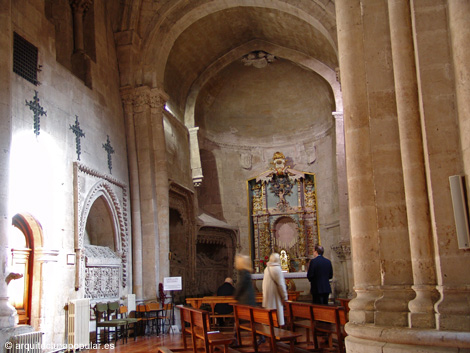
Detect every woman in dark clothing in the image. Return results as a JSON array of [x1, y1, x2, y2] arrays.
[[230, 254, 256, 347], [233, 254, 256, 306]]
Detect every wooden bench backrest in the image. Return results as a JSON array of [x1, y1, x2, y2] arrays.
[[178, 305, 210, 327], [190, 308, 211, 331], [146, 302, 159, 311], [311, 304, 339, 324], [286, 301, 313, 320], [252, 307, 279, 327], [232, 304, 279, 327]]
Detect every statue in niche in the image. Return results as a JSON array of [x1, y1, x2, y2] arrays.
[[280, 250, 289, 272]]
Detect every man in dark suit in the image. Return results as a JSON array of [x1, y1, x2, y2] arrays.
[[307, 245, 333, 305]]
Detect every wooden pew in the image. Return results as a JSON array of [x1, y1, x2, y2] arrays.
[[178, 305, 234, 353], [310, 304, 347, 353], [232, 303, 302, 353], [285, 301, 316, 348], [186, 291, 301, 328], [188, 296, 237, 328]]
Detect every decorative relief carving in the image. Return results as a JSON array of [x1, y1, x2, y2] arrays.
[[84, 267, 120, 299], [304, 179, 316, 210], [240, 152, 252, 169], [74, 162, 129, 291], [241, 51, 276, 69], [84, 245, 121, 266], [252, 184, 263, 213]]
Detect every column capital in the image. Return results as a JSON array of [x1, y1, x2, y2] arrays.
[[70, 0, 93, 13], [331, 241, 351, 261], [149, 88, 169, 110], [120, 86, 135, 106]]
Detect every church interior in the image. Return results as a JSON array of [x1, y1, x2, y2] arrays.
[[1, 0, 469, 352]]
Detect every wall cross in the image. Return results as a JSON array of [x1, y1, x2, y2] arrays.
[[25, 90, 47, 136], [102, 135, 115, 174], [69, 115, 85, 160]]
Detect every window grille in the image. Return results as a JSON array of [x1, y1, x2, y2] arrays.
[[13, 32, 39, 85]]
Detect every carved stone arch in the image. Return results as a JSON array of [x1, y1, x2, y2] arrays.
[[74, 163, 130, 292], [79, 181, 124, 255]]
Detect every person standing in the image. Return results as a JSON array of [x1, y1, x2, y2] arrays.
[[262, 253, 288, 326], [233, 254, 256, 306], [307, 244, 333, 305], [230, 254, 256, 347]]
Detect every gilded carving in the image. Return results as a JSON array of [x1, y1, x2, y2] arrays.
[[248, 152, 320, 270], [252, 184, 263, 213]]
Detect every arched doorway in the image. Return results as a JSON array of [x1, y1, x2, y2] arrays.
[[9, 213, 43, 325]]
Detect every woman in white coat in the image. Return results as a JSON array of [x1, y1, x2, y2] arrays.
[[262, 252, 288, 326]]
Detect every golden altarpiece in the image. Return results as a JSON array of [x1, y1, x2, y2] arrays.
[[248, 152, 320, 273]]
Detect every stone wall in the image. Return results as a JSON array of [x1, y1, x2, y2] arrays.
[[5, 0, 130, 347]]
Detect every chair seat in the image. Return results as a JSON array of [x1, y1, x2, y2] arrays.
[[98, 319, 127, 327]]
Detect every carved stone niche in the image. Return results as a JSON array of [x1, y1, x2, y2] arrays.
[[192, 215, 237, 298], [83, 245, 121, 299]]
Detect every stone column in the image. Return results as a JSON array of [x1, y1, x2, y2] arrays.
[[149, 88, 170, 284], [120, 87, 143, 300], [388, 0, 439, 328], [132, 86, 159, 299], [0, 0, 16, 329], [70, 0, 93, 87], [449, 0, 470, 198], [70, 0, 91, 53], [335, 0, 382, 324], [188, 127, 203, 187], [332, 112, 350, 242]]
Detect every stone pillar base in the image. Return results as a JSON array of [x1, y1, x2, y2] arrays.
[[346, 335, 462, 353], [345, 323, 470, 351], [0, 325, 34, 353]]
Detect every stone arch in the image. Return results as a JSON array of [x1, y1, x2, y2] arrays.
[[139, 0, 337, 86], [184, 40, 342, 128]]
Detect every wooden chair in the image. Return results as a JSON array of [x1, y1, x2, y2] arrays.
[[158, 303, 172, 334], [145, 302, 160, 335], [118, 305, 141, 341], [136, 304, 151, 335], [94, 302, 127, 344]]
